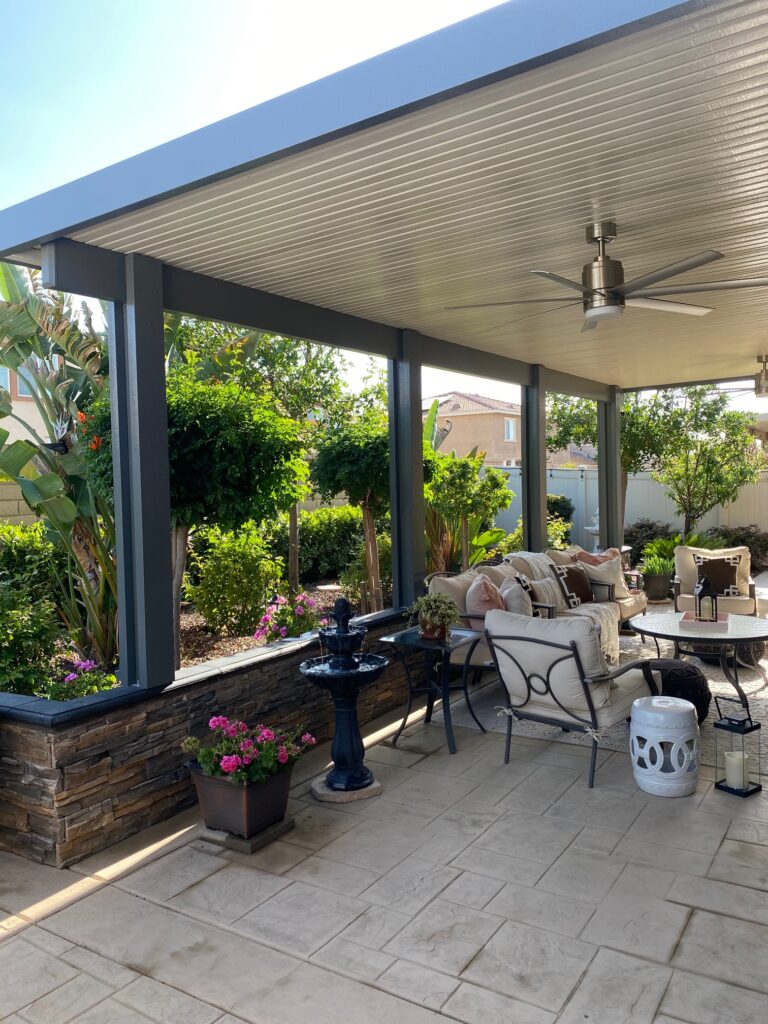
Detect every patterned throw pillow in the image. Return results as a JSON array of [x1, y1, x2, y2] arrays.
[[550, 563, 595, 609], [693, 554, 741, 596], [528, 576, 569, 614]]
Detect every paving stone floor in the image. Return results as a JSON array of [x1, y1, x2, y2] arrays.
[[2, 714, 768, 1023]]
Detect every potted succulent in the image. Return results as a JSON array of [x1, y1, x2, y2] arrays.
[[409, 592, 461, 641], [640, 553, 676, 601], [182, 716, 316, 839]]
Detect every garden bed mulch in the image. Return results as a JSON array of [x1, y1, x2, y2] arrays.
[[179, 583, 343, 667]]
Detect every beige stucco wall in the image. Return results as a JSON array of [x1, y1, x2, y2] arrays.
[[0, 482, 34, 524], [436, 411, 521, 463]]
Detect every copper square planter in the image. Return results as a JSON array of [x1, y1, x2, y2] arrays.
[[189, 763, 293, 839]]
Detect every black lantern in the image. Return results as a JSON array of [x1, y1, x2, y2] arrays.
[[694, 574, 718, 622], [713, 696, 762, 797]]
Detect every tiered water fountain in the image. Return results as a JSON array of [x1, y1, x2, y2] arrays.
[[299, 597, 388, 802]]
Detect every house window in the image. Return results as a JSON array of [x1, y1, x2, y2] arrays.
[[0, 367, 8, 392], [16, 369, 33, 397], [504, 417, 517, 442]]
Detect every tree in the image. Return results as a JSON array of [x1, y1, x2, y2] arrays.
[[83, 366, 305, 666], [546, 390, 679, 521], [652, 387, 767, 535], [312, 409, 390, 611]]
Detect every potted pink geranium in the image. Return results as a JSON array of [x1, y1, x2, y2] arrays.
[[253, 590, 327, 644], [182, 716, 316, 838]]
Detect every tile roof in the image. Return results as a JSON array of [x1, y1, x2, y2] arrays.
[[423, 391, 521, 416]]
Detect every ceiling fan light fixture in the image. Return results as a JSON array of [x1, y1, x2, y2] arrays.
[[584, 305, 623, 324]]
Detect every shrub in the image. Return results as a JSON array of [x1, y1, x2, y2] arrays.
[[267, 506, 365, 581], [0, 521, 64, 601], [492, 515, 572, 556], [185, 523, 283, 635], [254, 590, 326, 644], [704, 524, 768, 571], [547, 493, 575, 524], [340, 534, 393, 607], [0, 584, 60, 695], [45, 660, 118, 701], [641, 532, 723, 562], [623, 519, 675, 567]]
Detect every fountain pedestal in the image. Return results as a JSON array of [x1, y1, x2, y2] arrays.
[[299, 598, 388, 803]]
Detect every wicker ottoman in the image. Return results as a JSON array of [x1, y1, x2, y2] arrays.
[[648, 658, 712, 724]]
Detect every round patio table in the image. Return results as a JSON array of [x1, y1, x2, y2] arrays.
[[629, 611, 768, 711]]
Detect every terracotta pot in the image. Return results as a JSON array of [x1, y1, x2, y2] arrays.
[[189, 762, 293, 839], [419, 616, 448, 641]]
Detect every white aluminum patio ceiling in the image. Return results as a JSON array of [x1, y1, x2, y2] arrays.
[[17, 0, 768, 388]]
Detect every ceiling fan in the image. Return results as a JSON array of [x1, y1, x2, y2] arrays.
[[447, 221, 768, 333]]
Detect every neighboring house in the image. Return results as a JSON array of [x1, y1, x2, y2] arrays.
[[0, 366, 46, 444], [423, 392, 521, 465], [548, 443, 599, 469]]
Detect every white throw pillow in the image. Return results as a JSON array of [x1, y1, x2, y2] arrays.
[[579, 555, 630, 599], [500, 580, 533, 616]]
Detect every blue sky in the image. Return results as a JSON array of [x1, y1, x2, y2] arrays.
[[1, 0, 504, 208]]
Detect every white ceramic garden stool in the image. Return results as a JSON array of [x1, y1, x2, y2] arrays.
[[630, 695, 700, 797]]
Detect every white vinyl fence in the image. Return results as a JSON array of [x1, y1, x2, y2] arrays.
[[494, 468, 768, 549]]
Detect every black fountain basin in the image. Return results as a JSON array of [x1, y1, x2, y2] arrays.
[[299, 652, 389, 696]]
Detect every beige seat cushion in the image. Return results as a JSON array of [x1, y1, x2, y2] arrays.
[[617, 591, 648, 619], [429, 570, 478, 615], [675, 546, 751, 597], [545, 548, 576, 566], [676, 593, 757, 616], [522, 666, 658, 728], [477, 563, 521, 588]]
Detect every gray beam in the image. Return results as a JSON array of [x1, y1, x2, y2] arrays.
[[598, 386, 623, 549], [41, 239, 126, 301], [521, 364, 547, 551], [407, 331, 532, 388], [539, 367, 611, 403], [388, 334, 426, 604], [122, 254, 175, 687]]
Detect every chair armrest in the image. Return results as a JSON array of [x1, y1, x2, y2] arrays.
[[589, 581, 616, 602], [462, 614, 486, 631], [532, 602, 556, 619], [749, 579, 756, 598], [424, 571, 458, 584], [584, 659, 658, 694]]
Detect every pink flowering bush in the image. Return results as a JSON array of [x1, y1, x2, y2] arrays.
[[253, 590, 327, 645], [182, 715, 316, 784]]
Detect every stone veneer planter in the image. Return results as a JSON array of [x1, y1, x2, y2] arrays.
[[0, 615, 420, 868]]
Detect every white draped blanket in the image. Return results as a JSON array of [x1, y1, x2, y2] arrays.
[[569, 602, 620, 664]]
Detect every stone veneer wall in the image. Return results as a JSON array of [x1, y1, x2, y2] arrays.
[[0, 623, 421, 868]]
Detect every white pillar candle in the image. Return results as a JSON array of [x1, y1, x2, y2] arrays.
[[725, 751, 749, 789]]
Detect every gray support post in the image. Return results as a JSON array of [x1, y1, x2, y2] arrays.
[[120, 254, 175, 687], [598, 385, 623, 550], [388, 333, 425, 606], [521, 364, 547, 552]]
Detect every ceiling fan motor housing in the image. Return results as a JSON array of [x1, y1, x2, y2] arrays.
[[581, 254, 625, 312]]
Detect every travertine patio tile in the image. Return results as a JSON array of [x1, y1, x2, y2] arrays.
[[461, 919, 596, 1012], [451, 846, 546, 886], [0, 938, 78, 1016], [536, 849, 625, 903], [624, 804, 730, 855], [391, 727, 449, 755], [426, 803, 503, 840], [21, 926, 74, 957], [16, 971, 111, 1024], [385, 771, 480, 812], [235, 880, 366, 955], [727, 817, 768, 845], [441, 871, 505, 909], [168, 863, 290, 923], [361, 855, 459, 915], [113, 976, 221, 1024], [570, 827, 624, 856], [700, 785, 768, 822], [557, 948, 671, 1024], [484, 881, 595, 937], [661, 969, 768, 1023], [608, 862, 677, 900], [315, 830, 416, 874], [309, 935, 394, 980], [285, 854, 380, 896], [115, 846, 224, 902], [460, 753, 539, 787], [409, 749, 486, 778], [354, 796, 442, 830], [503, 764, 581, 805], [66, 1000, 156, 1023], [546, 782, 647, 831], [533, 744, 613, 770], [0, 914, 28, 939], [0, 851, 88, 917], [61, 946, 139, 988], [339, 906, 411, 949], [280, 805, 360, 851], [220, 840, 310, 874], [442, 982, 556, 1024], [673, 909, 768, 993], [414, 831, 474, 864], [45, 887, 299, 1011], [474, 811, 581, 867], [364, 743, 424, 768], [612, 836, 713, 876], [580, 882, 689, 961], [377, 958, 459, 1010], [667, 872, 768, 925], [708, 839, 768, 890], [383, 898, 501, 974]]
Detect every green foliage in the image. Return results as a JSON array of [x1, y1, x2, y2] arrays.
[[45, 662, 118, 701], [623, 519, 676, 567], [0, 584, 60, 695], [640, 554, 676, 576], [546, 493, 575, 524], [340, 534, 393, 606], [409, 592, 461, 628], [641, 532, 722, 561], [704, 524, 768, 570], [492, 514, 571, 556], [185, 523, 283, 635], [0, 521, 65, 601], [652, 387, 767, 535], [425, 452, 511, 524], [267, 506, 365, 581], [312, 411, 390, 513]]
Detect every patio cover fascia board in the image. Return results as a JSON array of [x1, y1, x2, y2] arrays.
[[0, 0, 711, 259]]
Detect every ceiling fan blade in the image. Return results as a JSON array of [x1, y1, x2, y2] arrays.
[[616, 250, 723, 296], [531, 270, 594, 295], [477, 300, 581, 335], [628, 278, 768, 297], [581, 317, 598, 333], [625, 297, 712, 316], [445, 297, 577, 310]]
